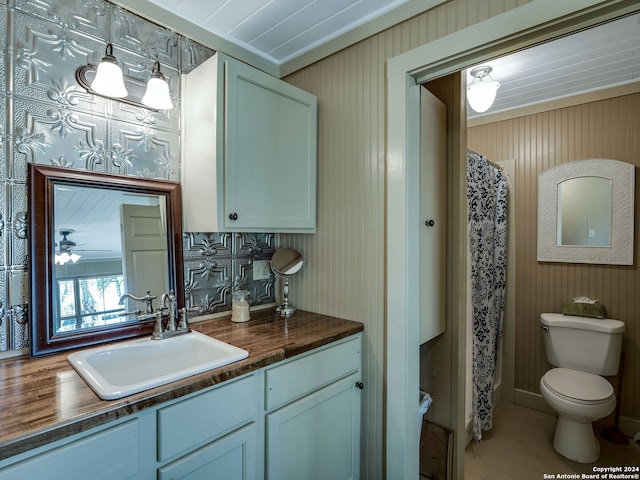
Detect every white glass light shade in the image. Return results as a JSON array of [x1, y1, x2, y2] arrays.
[[467, 79, 500, 113], [91, 58, 128, 98], [55, 252, 81, 265], [142, 76, 173, 110]]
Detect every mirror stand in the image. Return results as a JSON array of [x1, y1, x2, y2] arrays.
[[275, 277, 296, 317], [270, 247, 304, 318]]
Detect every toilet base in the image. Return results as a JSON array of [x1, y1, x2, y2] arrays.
[[553, 415, 600, 463]]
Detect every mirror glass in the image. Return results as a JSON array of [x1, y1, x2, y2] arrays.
[[52, 184, 169, 334], [556, 176, 611, 246], [538, 159, 634, 265], [29, 164, 183, 356], [271, 247, 304, 276], [270, 247, 304, 317]]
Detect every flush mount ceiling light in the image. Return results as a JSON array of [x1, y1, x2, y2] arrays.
[[76, 43, 174, 110], [467, 66, 501, 113]]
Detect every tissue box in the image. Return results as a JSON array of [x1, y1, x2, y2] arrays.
[[562, 301, 605, 319]]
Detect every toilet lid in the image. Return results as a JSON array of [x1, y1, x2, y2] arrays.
[[543, 368, 614, 402]]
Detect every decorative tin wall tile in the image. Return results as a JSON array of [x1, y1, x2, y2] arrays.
[[11, 305, 28, 349], [0, 0, 274, 351], [9, 183, 27, 266], [234, 232, 275, 258], [233, 256, 275, 306], [180, 36, 215, 73], [0, 96, 6, 181], [183, 232, 233, 259], [111, 5, 179, 67], [109, 119, 179, 180], [0, 182, 5, 267], [0, 6, 6, 96], [184, 257, 232, 313], [13, 0, 108, 41], [14, 100, 109, 175], [0, 273, 6, 350], [13, 12, 106, 110]]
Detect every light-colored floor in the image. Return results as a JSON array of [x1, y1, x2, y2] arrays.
[[464, 403, 640, 480]]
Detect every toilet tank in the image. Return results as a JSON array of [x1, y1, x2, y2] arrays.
[[540, 313, 625, 375]]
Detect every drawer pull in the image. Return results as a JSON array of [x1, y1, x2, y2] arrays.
[[355, 381, 364, 390], [229, 212, 238, 221]]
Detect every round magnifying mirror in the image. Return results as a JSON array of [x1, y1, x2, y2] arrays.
[[270, 247, 304, 317]]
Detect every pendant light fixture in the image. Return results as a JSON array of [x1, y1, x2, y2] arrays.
[[90, 43, 128, 98], [141, 61, 174, 110], [467, 66, 500, 113]]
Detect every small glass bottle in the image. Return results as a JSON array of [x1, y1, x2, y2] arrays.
[[231, 290, 251, 322]]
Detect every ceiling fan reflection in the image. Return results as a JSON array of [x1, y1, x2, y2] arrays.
[[55, 229, 112, 265]]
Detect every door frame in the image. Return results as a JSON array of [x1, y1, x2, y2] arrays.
[[385, 1, 639, 478]]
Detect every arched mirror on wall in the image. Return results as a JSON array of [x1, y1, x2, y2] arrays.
[[29, 164, 184, 356], [537, 158, 635, 265]]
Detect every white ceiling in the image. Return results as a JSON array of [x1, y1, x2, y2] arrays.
[[131, 1, 640, 114], [145, 0, 418, 66], [467, 13, 640, 118]]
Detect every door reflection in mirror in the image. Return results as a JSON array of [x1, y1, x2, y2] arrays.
[[556, 176, 611, 247]]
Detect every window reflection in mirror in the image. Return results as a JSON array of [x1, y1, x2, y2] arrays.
[[556, 176, 611, 247]]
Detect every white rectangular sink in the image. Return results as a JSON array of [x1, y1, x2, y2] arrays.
[[67, 331, 249, 400]]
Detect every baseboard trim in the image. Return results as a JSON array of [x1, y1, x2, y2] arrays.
[[514, 388, 640, 438]]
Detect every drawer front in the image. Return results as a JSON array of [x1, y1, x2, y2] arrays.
[[157, 374, 257, 461], [265, 335, 361, 411], [0, 419, 139, 480]]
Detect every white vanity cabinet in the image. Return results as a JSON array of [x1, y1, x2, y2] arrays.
[[0, 334, 361, 479], [264, 335, 362, 480], [0, 417, 141, 480], [181, 52, 317, 233], [156, 374, 258, 479]]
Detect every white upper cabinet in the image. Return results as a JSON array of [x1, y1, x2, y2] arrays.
[[181, 53, 318, 233]]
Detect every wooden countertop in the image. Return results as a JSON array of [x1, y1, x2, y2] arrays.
[[0, 309, 363, 461]]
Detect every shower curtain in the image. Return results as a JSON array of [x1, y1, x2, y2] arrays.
[[466, 150, 508, 441]]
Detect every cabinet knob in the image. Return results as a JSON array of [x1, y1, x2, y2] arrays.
[[355, 381, 364, 390], [425, 219, 435, 227], [229, 212, 238, 221]]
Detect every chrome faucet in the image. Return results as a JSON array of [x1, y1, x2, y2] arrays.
[[151, 291, 191, 340], [118, 290, 157, 318], [160, 290, 178, 332]]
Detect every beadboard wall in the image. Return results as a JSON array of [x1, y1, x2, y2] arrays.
[[280, 1, 533, 477], [467, 91, 640, 425]]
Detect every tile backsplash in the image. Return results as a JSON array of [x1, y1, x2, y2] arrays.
[[0, 0, 275, 351]]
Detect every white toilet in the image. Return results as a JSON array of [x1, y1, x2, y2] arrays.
[[539, 313, 625, 463]]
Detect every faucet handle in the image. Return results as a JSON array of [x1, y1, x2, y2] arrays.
[[143, 290, 157, 314], [178, 307, 191, 331], [151, 311, 164, 340]]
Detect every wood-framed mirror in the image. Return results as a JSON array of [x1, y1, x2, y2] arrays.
[[29, 164, 184, 357]]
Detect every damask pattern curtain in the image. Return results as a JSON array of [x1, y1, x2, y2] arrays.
[[467, 150, 508, 441]]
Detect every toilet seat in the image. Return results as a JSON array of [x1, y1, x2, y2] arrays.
[[542, 368, 614, 405]]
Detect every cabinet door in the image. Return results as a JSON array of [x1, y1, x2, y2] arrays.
[[223, 58, 317, 232], [0, 419, 139, 480], [158, 423, 256, 480], [266, 374, 361, 480]]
